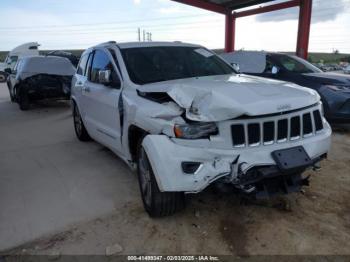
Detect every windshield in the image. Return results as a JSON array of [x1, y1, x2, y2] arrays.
[[121, 46, 235, 85], [273, 54, 322, 74], [5, 55, 19, 70]]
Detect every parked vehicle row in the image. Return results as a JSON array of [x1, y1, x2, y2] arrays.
[[0, 41, 337, 217], [71, 41, 331, 217], [221, 51, 350, 123], [6, 56, 75, 110], [344, 65, 350, 74], [0, 42, 40, 83], [1, 43, 79, 110], [312, 62, 349, 72]]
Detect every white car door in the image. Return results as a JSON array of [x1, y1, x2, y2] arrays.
[[81, 49, 123, 155], [72, 52, 90, 115]]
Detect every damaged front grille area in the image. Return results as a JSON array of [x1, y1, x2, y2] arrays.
[[231, 109, 324, 148]]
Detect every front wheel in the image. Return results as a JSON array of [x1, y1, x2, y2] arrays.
[[0, 71, 7, 83], [73, 103, 91, 141], [137, 142, 185, 217]]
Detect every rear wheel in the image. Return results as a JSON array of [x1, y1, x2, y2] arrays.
[[9, 88, 15, 102], [6, 80, 15, 102], [0, 71, 6, 83], [18, 90, 30, 111], [137, 142, 185, 217], [73, 103, 91, 141]]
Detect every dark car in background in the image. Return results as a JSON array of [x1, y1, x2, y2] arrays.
[[45, 50, 79, 67], [6, 56, 75, 110], [221, 51, 350, 123]]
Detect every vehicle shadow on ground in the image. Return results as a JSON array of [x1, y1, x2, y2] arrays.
[[30, 99, 71, 110], [331, 123, 350, 133]]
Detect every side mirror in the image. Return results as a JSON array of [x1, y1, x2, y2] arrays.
[[231, 63, 240, 73], [271, 66, 279, 75], [4, 68, 12, 74], [98, 70, 111, 85]]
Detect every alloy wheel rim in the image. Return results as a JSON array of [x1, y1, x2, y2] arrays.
[[74, 107, 82, 135], [139, 149, 152, 206]]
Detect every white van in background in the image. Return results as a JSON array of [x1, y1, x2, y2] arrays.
[[0, 42, 40, 82]]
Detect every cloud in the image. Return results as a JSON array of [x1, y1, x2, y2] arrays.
[[255, 0, 348, 23], [158, 6, 183, 14], [133, 0, 141, 5]]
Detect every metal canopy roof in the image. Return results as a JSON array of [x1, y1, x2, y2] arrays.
[[172, 0, 312, 59], [201, 0, 275, 10]]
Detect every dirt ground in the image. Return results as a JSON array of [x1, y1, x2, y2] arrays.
[[5, 127, 350, 256]]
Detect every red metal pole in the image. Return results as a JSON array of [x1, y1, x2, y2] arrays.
[[232, 15, 236, 52], [225, 13, 235, 52], [296, 0, 312, 59]]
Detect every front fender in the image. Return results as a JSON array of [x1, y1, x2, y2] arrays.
[[142, 135, 236, 193]]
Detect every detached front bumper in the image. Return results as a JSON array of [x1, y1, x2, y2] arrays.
[[142, 122, 332, 193]]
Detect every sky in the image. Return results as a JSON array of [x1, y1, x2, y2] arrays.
[[0, 0, 349, 53]]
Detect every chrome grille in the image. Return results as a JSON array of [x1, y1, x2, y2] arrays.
[[313, 110, 323, 131], [263, 121, 274, 145], [231, 124, 245, 147], [231, 109, 324, 148], [277, 119, 288, 142]]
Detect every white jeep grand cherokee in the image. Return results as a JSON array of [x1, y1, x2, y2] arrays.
[[71, 41, 332, 217]]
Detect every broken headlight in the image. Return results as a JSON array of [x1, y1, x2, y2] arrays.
[[174, 122, 218, 139]]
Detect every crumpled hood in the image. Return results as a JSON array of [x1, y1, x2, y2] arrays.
[[138, 74, 320, 121]]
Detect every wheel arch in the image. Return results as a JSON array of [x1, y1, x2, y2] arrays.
[[13, 82, 23, 100], [71, 96, 78, 109], [127, 125, 149, 162]]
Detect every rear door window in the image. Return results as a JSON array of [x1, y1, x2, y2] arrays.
[[9, 56, 18, 70], [76, 53, 89, 75], [85, 52, 94, 79]]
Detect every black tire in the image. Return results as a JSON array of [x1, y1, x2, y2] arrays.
[[18, 90, 30, 111], [9, 88, 15, 102], [6, 80, 15, 102], [10, 93, 15, 102], [9, 86, 16, 103], [0, 71, 7, 83], [73, 103, 91, 141], [137, 141, 185, 217]]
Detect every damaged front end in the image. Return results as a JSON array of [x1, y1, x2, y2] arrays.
[[140, 99, 331, 199], [133, 76, 331, 199], [18, 74, 72, 101], [217, 152, 327, 199]]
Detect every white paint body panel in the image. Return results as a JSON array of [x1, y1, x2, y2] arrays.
[[138, 74, 320, 121], [72, 42, 332, 193], [0, 42, 40, 71], [143, 108, 331, 192], [82, 80, 123, 154]]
